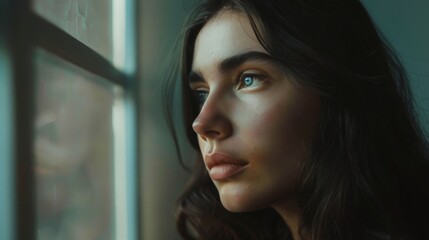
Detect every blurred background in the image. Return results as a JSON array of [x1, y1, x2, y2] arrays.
[[0, 0, 428, 240]]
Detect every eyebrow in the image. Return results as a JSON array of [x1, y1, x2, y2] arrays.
[[188, 51, 281, 84]]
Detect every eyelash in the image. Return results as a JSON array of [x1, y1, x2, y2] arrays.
[[191, 72, 268, 109]]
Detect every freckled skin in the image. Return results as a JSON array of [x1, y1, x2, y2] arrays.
[[191, 10, 321, 212]]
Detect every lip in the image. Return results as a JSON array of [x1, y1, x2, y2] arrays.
[[205, 152, 248, 181]]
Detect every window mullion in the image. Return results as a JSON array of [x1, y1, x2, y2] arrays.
[[31, 13, 126, 87]]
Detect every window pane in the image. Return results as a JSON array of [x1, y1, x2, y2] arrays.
[[32, 0, 112, 61], [34, 49, 122, 240]]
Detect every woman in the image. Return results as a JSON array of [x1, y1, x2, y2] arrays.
[[164, 0, 429, 239]]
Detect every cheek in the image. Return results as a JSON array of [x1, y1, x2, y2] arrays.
[[242, 101, 301, 147], [237, 92, 320, 174], [238, 102, 303, 177], [257, 92, 319, 147]]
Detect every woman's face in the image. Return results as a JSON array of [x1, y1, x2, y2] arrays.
[[190, 10, 320, 212]]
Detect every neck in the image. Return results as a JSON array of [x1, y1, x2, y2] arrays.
[[273, 201, 304, 240]]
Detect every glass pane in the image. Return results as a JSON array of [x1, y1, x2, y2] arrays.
[[32, 0, 112, 61], [33, 49, 122, 240]]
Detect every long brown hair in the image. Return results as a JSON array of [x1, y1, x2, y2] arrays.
[[164, 1, 429, 239]]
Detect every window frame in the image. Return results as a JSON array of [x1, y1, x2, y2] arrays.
[[1, 0, 141, 239]]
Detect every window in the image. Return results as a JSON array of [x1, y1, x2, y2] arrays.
[[0, 0, 139, 239]]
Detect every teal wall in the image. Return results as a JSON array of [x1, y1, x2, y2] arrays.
[[139, 0, 190, 239], [0, 36, 15, 240], [362, 0, 429, 135], [0, 1, 15, 240]]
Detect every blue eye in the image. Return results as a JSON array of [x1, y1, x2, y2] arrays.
[[238, 73, 265, 89], [192, 90, 208, 109], [243, 76, 254, 87]]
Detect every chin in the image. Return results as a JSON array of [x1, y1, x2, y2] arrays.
[[217, 184, 268, 213]]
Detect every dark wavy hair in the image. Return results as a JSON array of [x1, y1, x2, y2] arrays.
[[163, 0, 429, 239]]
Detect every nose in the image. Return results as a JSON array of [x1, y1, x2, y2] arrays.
[[192, 94, 233, 141]]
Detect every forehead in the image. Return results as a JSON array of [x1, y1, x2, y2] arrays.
[[192, 10, 268, 71]]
